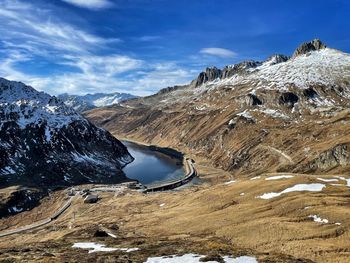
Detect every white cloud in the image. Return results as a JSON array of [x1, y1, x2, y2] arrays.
[[200, 47, 237, 58], [61, 0, 113, 10], [0, 0, 196, 97], [63, 54, 144, 76]]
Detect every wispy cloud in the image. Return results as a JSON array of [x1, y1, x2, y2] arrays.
[[61, 0, 113, 10], [200, 47, 237, 58], [0, 0, 196, 96]]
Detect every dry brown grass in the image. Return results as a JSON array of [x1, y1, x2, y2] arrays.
[[0, 162, 349, 262]]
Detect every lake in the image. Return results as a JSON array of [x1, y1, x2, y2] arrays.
[[122, 141, 185, 185]]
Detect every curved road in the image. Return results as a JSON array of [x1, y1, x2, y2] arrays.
[[144, 157, 197, 192], [0, 195, 75, 238], [0, 157, 197, 237]]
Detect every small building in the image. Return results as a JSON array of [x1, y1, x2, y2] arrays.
[[84, 194, 99, 204]]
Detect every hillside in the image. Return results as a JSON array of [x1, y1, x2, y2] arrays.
[[85, 39, 350, 177]]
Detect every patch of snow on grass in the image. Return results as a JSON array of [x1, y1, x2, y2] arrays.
[[250, 176, 261, 180], [72, 242, 117, 253], [257, 183, 325, 199], [224, 180, 236, 185], [308, 215, 329, 224], [317, 178, 338, 182], [72, 242, 139, 254], [265, 175, 294, 180]]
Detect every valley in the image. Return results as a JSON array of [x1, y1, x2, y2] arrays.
[[0, 39, 350, 262]]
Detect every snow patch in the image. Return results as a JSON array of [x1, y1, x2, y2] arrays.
[[224, 180, 236, 185], [265, 175, 294, 180], [72, 242, 139, 254], [257, 183, 325, 199], [308, 215, 329, 224], [250, 176, 261, 180], [317, 178, 338, 183]]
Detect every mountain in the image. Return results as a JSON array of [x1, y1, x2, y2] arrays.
[[85, 39, 350, 176], [58, 92, 138, 112], [0, 78, 134, 216]]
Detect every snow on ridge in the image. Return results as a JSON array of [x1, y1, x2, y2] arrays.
[[0, 77, 85, 131], [247, 48, 350, 90], [194, 48, 350, 94], [59, 92, 138, 111], [254, 108, 290, 120]]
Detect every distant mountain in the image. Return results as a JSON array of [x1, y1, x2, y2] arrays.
[[58, 92, 138, 112], [86, 39, 350, 176], [0, 78, 134, 216]]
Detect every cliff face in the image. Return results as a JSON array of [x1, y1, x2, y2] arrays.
[[85, 40, 350, 177]]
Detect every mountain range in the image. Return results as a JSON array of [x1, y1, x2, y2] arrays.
[[85, 39, 350, 176], [58, 92, 138, 112]]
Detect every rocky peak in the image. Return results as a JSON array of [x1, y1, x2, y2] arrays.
[[195, 67, 222, 87], [264, 54, 290, 65], [222, 60, 261, 78], [292, 39, 327, 58]]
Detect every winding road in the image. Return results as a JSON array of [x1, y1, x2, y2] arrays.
[[0, 157, 197, 237], [0, 195, 75, 238]]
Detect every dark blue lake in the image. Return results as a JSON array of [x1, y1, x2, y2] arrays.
[[122, 141, 185, 185]]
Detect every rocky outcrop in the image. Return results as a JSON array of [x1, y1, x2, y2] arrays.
[[195, 67, 222, 87], [0, 188, 46, 218], [303, 87, 319, 99], [221, 61, 261, 78], [156, 85, 184, 95], [303, 144, 350, 172], [292, 39, 326, 58], [248, 94, 263, 106], [265, 54, 289, 65], [278, 92, 299, 108]]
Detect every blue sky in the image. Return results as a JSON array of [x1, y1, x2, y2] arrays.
[[0, 0, 349, 96]]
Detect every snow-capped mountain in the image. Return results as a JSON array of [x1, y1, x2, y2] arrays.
[[86, 39, 350, 177], [58, 92, 138, 112], [196, 42, 349, 95], [0, 77, 134, 191]]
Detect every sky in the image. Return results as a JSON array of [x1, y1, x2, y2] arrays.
[[0, 0, 349, 96]]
